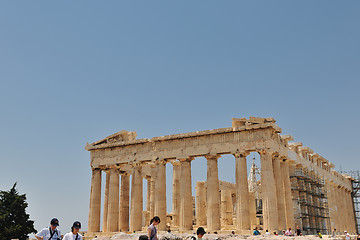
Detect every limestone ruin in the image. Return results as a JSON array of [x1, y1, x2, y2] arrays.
[[85, 117, 357, 238]]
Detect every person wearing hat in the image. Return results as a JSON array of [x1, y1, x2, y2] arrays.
[[344, 231, 350, 240], [63, 221, 83, 240], [35, 218, 61, 240]]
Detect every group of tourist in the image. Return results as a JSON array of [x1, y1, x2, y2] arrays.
[[35, 218, 83, 240], [252, 226, 360, 239], [36, 216, 360, 240], [252, 226, 301, 236]]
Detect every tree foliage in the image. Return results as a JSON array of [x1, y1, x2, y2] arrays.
[[0, 183, 36, 240]]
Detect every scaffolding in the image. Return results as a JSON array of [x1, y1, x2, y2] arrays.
[[290, 168, 330, 235], [339, 170, 360, 234]]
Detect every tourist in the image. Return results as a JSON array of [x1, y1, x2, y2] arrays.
[[148, 216, 160, 240], [318, 232, 322, 238], [282, 230, 286, 236], [63, 221, 83, 240], [285, 228, 293, 236], [345, 231, 351, 240], [253, 227, 260, 235], [332, 228, 337, 238], [35, 218, 61, 240], [296, 226, 302, 236], [192, 227, 206, 240], [265, 230, 270, 236], [356, 233, 360, 240], [273, 232, 278, 236]]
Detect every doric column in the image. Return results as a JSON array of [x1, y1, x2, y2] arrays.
[[248, 191, 257, 229], [336, 186, 344, 232], [172, 161, 181, 227], [130, 164, 143, 232], [150, 164, 156, 218], [102, 170, 110, 232], [179, 158, 193, 231], [349, 190, 356, 233], [119, 173, 130, 232], [196, 181, 207, 226], [344, 189, 351, 233], [281, 160, 295, 229], [88, 168, 102, 232], [147, 177, 151, 212], [233, 152, 250, 231], [326, 181, 335, 231], [332, 183, 338, 231], [260, 151, 279, 231], [155, 160, 167, 231], [107, 168, 119, 232], [206, 155, 221, 232], [348, 189, 356, 234], [221, 189, 233, 226], [273, 156, 286, 230]]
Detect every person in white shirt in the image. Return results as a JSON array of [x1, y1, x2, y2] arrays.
[[62, 221, 82, 240], [265, 230, 271, 236], [35, 218, 61, 240], [344, 231, 351, 240]]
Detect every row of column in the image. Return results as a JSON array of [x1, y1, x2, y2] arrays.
[[88, 166, 142, 233], [88, 151, 296, 233], [179, 152, 295, 232], [260, 152, 295, 231], [327, 182, 356, 233]]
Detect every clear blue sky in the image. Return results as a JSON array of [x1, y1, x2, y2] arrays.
[[0, 0, 359, 235]]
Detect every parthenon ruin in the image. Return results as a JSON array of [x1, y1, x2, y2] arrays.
[[85, 117, 357, 237]]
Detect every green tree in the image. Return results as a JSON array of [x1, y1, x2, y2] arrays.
[[0, 183, 36, 240]]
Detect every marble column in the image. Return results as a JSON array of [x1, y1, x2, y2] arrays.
[[260, 151, 279, 231], [130, 164, 143, 232], [281, 160, 295, 229], [248, 191, 257, 229], [326, 181, 335, 231], [172, 161, 181, 227], [155, 161, 167, 231], [88, 168, 102, 232], [349, 190, 356, 233], [234, 152, 250, 231], [338, 187, 345, 232], [147, 177, 151, 212], [196, 181, 207, 226], [206, 155, 221, 231], [179, 158, 193, 231], [119, 174, 130, 232], [221, 189, 233, 226], [102, 171, 110, 232], [333, 185, 340, 231], [348, 190, 356, 234], [107, 168, 119, 232], [273, 157, 286, 230], [150, 165, 156, 218]]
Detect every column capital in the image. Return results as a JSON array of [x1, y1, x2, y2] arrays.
[[129, 162, 143, 167], [154, 159, 167, 165], [258, 150, 275, 156], [119, 170, 130, 176], [178, 156, 194, 162], [233, 151, 249, 158], [91, 167, 102, 172], [205, 154, 221, 160], [170, 160, 181, 166]]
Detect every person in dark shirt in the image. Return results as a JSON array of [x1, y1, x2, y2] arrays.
[[296, 226, 302, 236]]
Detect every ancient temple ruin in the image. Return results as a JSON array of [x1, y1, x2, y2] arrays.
[[85, 117, 357, 237]]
